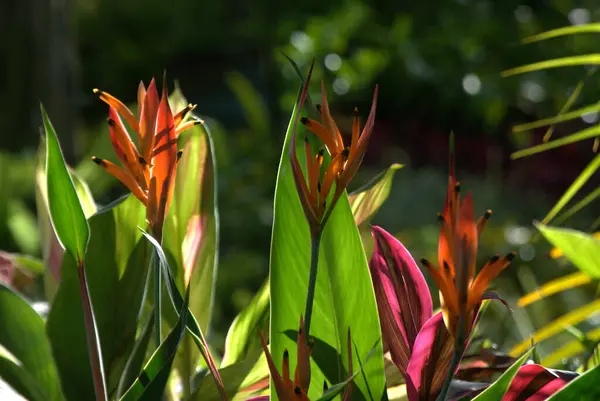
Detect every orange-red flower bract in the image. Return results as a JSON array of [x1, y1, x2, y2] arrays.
[[92, 78, 200, 239], [420, 156, 515, 339], [290, 67, 378, 233], [259, 317, 353, 401]]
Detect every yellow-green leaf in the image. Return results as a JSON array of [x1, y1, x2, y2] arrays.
[[510, 299, 600, 356], [42, 105, 90, 265], [518, 272, 593, 307], [349, 163, 403, 227], [536, 223, 600, 277]]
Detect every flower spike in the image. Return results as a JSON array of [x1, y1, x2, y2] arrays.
[[92, 75, 198, 240], [421, 142, 516, 339], [290, 63, 379, 233]]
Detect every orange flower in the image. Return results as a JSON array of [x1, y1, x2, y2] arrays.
[[290, 73, 378, 233], [259, 317, 354, 401], [420, 157, 515, 339], [91, 78, 200, 239]]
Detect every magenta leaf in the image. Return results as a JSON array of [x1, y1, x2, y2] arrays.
[[406, 312, 454, 401], [501, 364, 568, 401], [369, 226, 433, 375]]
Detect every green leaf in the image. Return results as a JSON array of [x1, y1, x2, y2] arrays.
[[542, 327, 600, 367], [510, 299, 600, 357], [502, 55, 600, 77], [165, 89, 220, 390], [517, 272, 593, 307], [553, 186, 600, 226], [547, 363, 600, 400], [192, 351, 268, 401], [11, 254, 45, 275], [46, 195, 150, 401], [522, 24, 600, 44], [471, 348, 533, 401], [511, 125, 600, 159], [512, 102, 600, 134], [541, 153, 600, 224], [42, 104, 90, 265], [120, 289, 189, 401], [536, 223, 600, 277], [140, 230, 226, 401], [269, 90, 385, 400], [222, 278, 270, 367], [0, 355, 47, 401], [116, 314, 155, 398], [348, 164, 403, 227], [0, 283, 64, 401]]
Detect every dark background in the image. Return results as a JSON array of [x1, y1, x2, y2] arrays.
[[1, 0, 599, 361]]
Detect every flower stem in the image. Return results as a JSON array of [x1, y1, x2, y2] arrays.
[[304, 230, 322, 337], [153, 247, 162, 349], [77, 262, 108, 401], [435, 344, 462, 401]]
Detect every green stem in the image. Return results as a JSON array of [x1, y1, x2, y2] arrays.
[[78, 262, 108, 401], [153, 247, 162, 349], [304, 230, 322, 337]]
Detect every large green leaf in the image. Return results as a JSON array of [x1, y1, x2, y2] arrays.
[[269, 92, 385, 400], [116, 314, 155, 398], [46, 195, 150, 401], [41, 105, 89, 265], [192, 351, 268, 401], [471, 349, 533, 401], [536, 223, 600, 278], [222, 278, 270, 367], [120, 289, 189, 401], [141, 230, 226, 401], [165, 89, 219, 391], [0, 284, 64, 401], [547, 363, 600, 400]]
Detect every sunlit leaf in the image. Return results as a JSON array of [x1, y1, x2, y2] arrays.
[[553, 188, 600, 226], [513, 104, 600, 135], [522, 24, 600, 44], [542, 327, 600, 367], [349, 164, 403, 227], [470, 349, 533, 401], [517, 272, 594, 307], [42, 104, 90, 265], [510, 299, 600, 357], [536, 223, 600, 277], [0, 283, 64, 401], [540, 153, 600, 223], [120, 289, 189, 401], [502, 55, 600, 77], [191, 351, 268, 401], [116, 314, 155, 398], [511, 125, 600, 159], [164, 89, 220, 390], [140, 230, 226, 401], [269, 85, 385, 400], [222, 279, 270, 367], [47, 195, 150, 401], [547, 363, 600, 400]]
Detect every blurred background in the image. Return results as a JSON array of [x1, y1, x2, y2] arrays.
[[1, 0, 599, 364]]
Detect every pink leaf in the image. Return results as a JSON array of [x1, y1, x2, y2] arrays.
[[406, 312, 453, 400], [501, 364, 568, 401], [369, 226, 433, 374]]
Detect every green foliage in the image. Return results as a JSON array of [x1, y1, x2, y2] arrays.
[[269, 89, 385, 400], [536, 223, 600, 278], [42, 104, 90, 265], [46, 195, 149, 400], [0, 284, 64, 401]]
